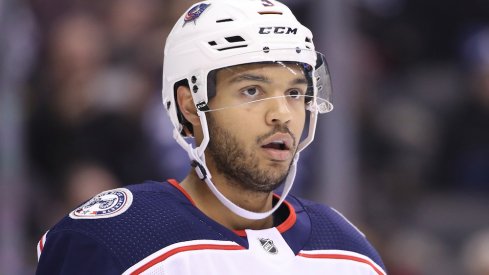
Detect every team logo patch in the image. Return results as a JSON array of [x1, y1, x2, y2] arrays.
[[258, 238, 278, 254], [69, 188, 133, 220], [183, 3, 210, 26]]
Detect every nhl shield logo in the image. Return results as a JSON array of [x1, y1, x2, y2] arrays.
[[258, 238, 278, 254], [69, 188, 133, 219]]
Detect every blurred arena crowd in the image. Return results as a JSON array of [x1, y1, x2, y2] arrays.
[[1, 0, 489, 274]]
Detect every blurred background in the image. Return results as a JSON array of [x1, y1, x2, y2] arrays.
[[1, 0, 489, 274]]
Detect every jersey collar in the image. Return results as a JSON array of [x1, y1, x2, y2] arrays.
[[166, 179, 297, 236]]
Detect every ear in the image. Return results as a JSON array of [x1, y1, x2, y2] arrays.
[[176, 85, 201, 132]]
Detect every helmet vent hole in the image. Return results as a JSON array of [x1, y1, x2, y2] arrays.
[[216, 18, 234, 23], [305, 37, 312, 43], [258, 11, 283, 15], [209, 36, 248, 51], [225, 36, 245, 43]]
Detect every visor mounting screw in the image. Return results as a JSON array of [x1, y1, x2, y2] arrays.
[[296, 47, 301, 53], [263, 46, 270, 53], [191, 76, 197, 84], [192, 85, 198, 93]]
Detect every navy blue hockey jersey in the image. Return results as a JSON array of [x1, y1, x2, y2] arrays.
[[36, 180, 386, 274]]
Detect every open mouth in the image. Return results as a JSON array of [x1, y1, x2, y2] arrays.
[[262, 140, 289, 151], [259, 133, 294, 161]]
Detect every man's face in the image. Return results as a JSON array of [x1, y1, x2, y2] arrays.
[[205, 62, 307, 193]]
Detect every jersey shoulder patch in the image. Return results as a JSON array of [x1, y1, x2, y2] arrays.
[[69, 188, 133, 220]]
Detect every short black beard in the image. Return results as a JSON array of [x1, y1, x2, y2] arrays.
[[206, 114, 295, 193]]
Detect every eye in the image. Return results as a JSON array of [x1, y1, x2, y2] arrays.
[[241, 87, 261, 98], [286, 88, 304, 99]]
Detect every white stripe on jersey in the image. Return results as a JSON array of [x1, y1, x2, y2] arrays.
[[122, 239, 244, 275], [123, 228, 386, 275], [298, 249, 386, 275]]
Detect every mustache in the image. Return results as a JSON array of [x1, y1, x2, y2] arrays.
[[256, 125, 297, 148]]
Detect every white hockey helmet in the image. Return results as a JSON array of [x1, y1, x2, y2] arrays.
[[162, 0, 333, 220]]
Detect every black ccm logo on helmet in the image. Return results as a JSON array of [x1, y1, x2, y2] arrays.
[[259, 26, 298, 34]]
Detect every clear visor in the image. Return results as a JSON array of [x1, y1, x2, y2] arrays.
[[203, 50, 333, 114]]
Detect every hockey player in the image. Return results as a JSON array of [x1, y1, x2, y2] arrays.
[[36, 0, 386, 274]]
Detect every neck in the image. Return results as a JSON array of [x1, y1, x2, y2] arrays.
[[180, 171, 274, 231]]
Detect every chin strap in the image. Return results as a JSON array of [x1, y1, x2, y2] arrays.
[[191, 153, 299, 220], [176, 125, 300, 220]]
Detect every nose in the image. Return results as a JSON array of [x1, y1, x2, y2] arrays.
[[265, 96, 292, 126]]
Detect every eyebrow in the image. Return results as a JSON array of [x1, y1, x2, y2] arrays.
[[229, 73, 307, 85], [291, 77, 308, 85]]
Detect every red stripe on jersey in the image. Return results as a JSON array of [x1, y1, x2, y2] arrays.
[[39, 232, 48, 252], [132, 244, 245, 274], [167, 179, 196, 206], [234, 194, 297, 237], [38, 234, 45, 251], [298, 252, 385, 275], [275, 195, 297, 233]]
